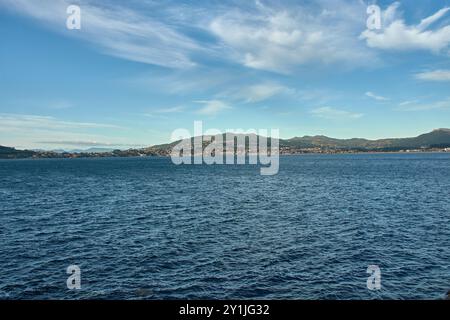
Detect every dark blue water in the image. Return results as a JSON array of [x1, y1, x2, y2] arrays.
[[0, 154, 449, 300]]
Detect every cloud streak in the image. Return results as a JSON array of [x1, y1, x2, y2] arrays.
[[0, 113, 121, 130], [37, 140, 143, 147], [397, 98, 450, 111], [195, 100, 231, 116], [415, 70, 450, 81], [310, 107, 363, 120], [366, 91, 390, 101], [0, 113, 140, 149], [225, 83, 289, 103]]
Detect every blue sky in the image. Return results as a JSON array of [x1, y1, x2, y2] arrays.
[[1, 0, 450, 149]]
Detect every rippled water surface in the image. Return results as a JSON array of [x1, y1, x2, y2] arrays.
[[1, 154, 449, 299]]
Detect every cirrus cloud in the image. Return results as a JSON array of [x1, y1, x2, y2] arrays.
[[366, 91, 390, 101], [310, 107, 363, 120], [195, 100, 231, 116], [208, 0, 374, 73], [0, 0, 201, 68], [415, 70, 450, 81]]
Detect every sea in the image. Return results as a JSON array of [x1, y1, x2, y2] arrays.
[[0, 153, 449, 300]]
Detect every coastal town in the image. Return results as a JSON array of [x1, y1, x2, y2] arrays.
[[1, 136, 450, 160]]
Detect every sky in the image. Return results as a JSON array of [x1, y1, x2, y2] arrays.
[[1, 0, 450, 150]]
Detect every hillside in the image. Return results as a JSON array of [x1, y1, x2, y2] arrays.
[[279, 129, 450, 151], [0, 146, 36, 159], [1, 129, 450, 159]]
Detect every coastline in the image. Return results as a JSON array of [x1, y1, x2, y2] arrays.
[[1, 150, 449, 161]]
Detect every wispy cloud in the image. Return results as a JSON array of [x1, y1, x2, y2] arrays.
[[208, 0, 374, 73], [144, 106, 185, 117], [0, 0, 383, 73], [227, 83, 289, 103], [0, 0, 201, 68], [129, 68, 238, 95], [361, 3, 450, 53], [399, 100, 419, 106], [37, 140, 143, 147], [0, 114, 139, 149], [155, 106, 185, 114], [397, 98, 450, 111], [310, 107, 363, 120], [366, 91, 390, 101], [195, 100, 231, 115], [0, 113, 121, 130], [47, 100, 74, 110], [415, 70, 450, 81]]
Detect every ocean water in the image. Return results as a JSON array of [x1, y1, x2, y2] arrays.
[[0, 153, 449, 300]]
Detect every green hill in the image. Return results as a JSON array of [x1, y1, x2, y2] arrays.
[[0, 146, 36, 159], [1, 129, 450, 159], [279, 129, 450, 151]]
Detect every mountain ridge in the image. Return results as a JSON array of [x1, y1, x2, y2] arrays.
[[1, 129, 450, 159]]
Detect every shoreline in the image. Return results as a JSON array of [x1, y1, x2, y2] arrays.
[[1, 150, 449, 161]]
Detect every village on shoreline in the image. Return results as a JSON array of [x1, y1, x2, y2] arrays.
[[2, 128, 450, 160], [1, 145, 449, 160]]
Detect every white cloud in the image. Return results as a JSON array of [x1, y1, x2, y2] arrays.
[[208, 0, 374, 73], [361, 3, 450, 53], [0, 113, 121, 130], [143, 106, 185, 118], [310, 107, 363, 120], [397, 98, 450, 111], [37, 140, 142, 147], [47, 100, 74, 110], [399, 100, 419, 106], [153, 106, 185, 114], [415, 70, 450, 81], [0, 114, 133, 149], [0, 0, 385, 73], [366, 91, 390, 101], [195, 100, 231, 115], [227, 83, 289, 103], [417, 7, 450, 31], [0, 0, 201, 68], [158, 106, 185, 113]]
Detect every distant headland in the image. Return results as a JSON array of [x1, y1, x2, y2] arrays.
[[1, 129, 450, 160]]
